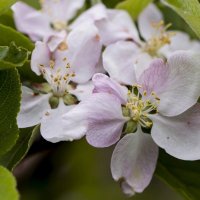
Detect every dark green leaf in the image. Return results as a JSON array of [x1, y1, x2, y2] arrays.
[[162, 0, 200, 38], [0, 166, 19, 200], [0, 69, 21, 156], [0, 126, 40, 171], [102, 0, 122, 8], [156, 150, 200, 200], [0, 0, 17, 15], [18, 61, 44, 83], [0, 42, 29, 70], [116, 0, 153, 20], [0, 24, 34, 51], [0, 10, 16, 28]]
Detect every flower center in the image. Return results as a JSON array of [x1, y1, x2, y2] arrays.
[[52, 21, 68, 31], [39, 57, 76, 97], [123, 85, 160, 130], [143, 20, 175, 56]]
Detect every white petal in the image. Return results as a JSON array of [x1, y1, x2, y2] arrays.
[[138, 51, 200, 116], [160, 31, 200, 58], [41, 100, 75, 143], [12, 2, 53, 41], [85, 93, 128, 147], [45, 31, 67, 52], [66, 22, 102, 83], [17, 86, 51, 128], [103, 41, 138, 85], [138, 3, 163, 41], [70, 3, 107, 29], [95, 56, 106, 73], [111, 129, 158, 196], [62, 101, 89, 142], [92, 73, 128, 104], [96, 9, 140, 45], [70, 81, 94, 101], [31, 41, 51, 76], [151, 104, 200, 160], [41, 0, 85, 22]]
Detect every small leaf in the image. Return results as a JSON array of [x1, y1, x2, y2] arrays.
[[0, 166, 19, 200], [0, 42, 29, 70], [0, 0, 17, 15], [0, 24, 34, 51], [0, 69, 21, 156], [0, 126, 40, 171], [116, 0, 153, 20], [156, 150, 200, 200], [162, 0, 200, 38]]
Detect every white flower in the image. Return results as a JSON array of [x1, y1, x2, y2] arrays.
[[12, 0, 85, 41], [17, 23, 101, 142], [62, 51, 200, 195]]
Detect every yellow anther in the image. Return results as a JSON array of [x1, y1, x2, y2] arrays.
[[71, 72, 76, 77], [58, 42, 68, 51], [63, 57, 67, 62], [50, 60, 55, 69], [66, 63, 70, 68]]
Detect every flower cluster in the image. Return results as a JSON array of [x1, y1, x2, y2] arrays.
[[13, 0, 200, 196]]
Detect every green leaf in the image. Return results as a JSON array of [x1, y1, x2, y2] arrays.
[[0, 126, 40, 171], [102, 0, 122, 8], [0, 69, 21, 156], [18, 61, 44, 83], [0, 0, 17, 15], [0, 166, 19, 200], [0, 24, 34, 51], [162, 0, 200, 38], [116, 0, 153, 20], [0, 10, 15, 28], [0, 42, 29, 70], [156, 150, 200, 200]]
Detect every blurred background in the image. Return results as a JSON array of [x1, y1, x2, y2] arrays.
[[15, 137, 183, 200]]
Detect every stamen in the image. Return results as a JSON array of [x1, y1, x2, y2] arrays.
[[124, 86, 160, 129]]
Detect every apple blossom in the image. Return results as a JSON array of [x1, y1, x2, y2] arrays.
[[12, 0, 85, 41], [17, 23, 101, 142], [138, 3, 200, 57], [62, 51, 200, 195], [70, 3, 140, 46]]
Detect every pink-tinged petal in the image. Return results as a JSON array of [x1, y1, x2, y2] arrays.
[[96, 9, 140, 45], [70, 81, 94, 101], [111, 130, 159, 196], [31, 41, 51, 76], [138, 51, 200, 116], [17, 86, 51, 128], [160, 31, 200, 58], [41, 100, 75, 143], [66, 23, 102, 83], [85, 93, 128, 147], [12, 2, 53, 41], [138, 3, 163, 41], [151, 103, 200, 160], [103, 41, 139, 85], [70, 3, 107, 29], [45, 31, 67, 52], [41, 0, 85, 22], [92, 73, 128, 104]]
